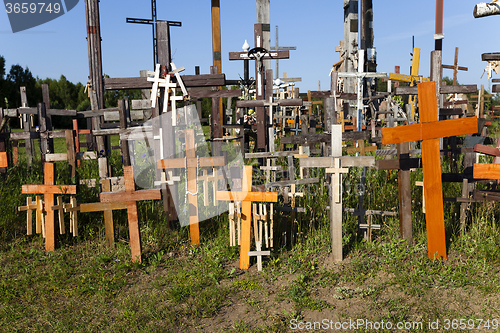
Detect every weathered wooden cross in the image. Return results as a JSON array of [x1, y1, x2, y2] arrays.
[[299, 125, 375, 262], [381, 81, 478, 259], [216, 165, 277, 269], [157, 128, 225, 245], [100, 166, 161, 262], [22, 163, 77, 251]]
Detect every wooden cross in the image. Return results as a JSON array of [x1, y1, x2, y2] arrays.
[[22, 163, 77, 251], [18, 196, 44, 236], [271, 25, 296, 79], [100, 166, 161, 262], [360, 215, 380, 242], [248, 241, 269, 272], [442, 47, 468, 86], [382, 81, 478, 260], [252, 203, 269, 269], [230, 24, 295, 150], [388, 47, 427, 123], [157, 128, 225, 245], [299, 125, 375, 262], [346, 140, 377, 155], [216, 165, 277, 269]]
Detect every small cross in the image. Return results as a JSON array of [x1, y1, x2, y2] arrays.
[[22, 163, 77, 251], [18, 196, 44, 236], [248, 240, 270, 272], [100, 166, 161, 262]]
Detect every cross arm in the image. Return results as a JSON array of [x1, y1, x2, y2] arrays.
[[22, 185, 77, 195], [473, 163, 500, 179], [216, 191, 278, 203], [299, 156, 375, 168], [236, 99, 303, 108], [157, 156, 225, 169], [474, 144, 500, 157], [100, 189, 161, 203], [381, 117, 478, 145], [395, 84, 477, 96], [229, 51, 289, 61]]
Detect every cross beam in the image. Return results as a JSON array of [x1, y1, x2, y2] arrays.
[[382, 81, 478, 260]]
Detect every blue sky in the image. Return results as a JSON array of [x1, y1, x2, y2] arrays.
[[1, 1, 498, 94]]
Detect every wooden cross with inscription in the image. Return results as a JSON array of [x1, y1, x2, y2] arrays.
[[382, 81, 478, 260], [22, 163, 77, 251], [216, 165, 278, 270], [157, 128, 225, 245], [100, 166, 161, 262]]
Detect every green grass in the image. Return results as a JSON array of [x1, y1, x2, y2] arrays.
[[1, 131, 500, 332]]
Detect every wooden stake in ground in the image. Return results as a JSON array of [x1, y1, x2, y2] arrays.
[[216, 165, 277, 270], [382, 81, 478, 260], [157, 128, 225, 245], [22, 163, 77, 251], [100, 166, 161, 262]]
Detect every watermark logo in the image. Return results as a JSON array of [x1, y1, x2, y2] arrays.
[[4, 0, 79, 33]]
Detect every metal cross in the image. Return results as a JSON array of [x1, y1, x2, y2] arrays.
[[126, 0, 181, 67]]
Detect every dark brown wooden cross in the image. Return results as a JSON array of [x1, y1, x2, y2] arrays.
[[100, 166, 161, 262], [229, 24, 293, 150], [157, 128, 225, 245], [22, 163, 77, 251], [382, 81, 478, 260], [442, 47, 468, 86]]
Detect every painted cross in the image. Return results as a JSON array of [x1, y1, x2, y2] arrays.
[[338, 49, 387, 131], [22, 163, 77, 251], [157, 128, 225, 245], [388, 47, 428, 123], [299, 125, 375, 262], [216, 165, 278, 270], [100, 166, 161, 262], [382, 81, 478, 260]]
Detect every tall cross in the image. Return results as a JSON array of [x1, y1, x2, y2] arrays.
[[382, 81, 478, 260], [338, 50, 387, 131], [216, 165, 278, 270], [229, 24, 293, 150], [157, 129, 226, 245], [270, 25, 296, 79], [22, 163, 77, 251], [126, 0, 181, 67], [299, 125, 376, 262]]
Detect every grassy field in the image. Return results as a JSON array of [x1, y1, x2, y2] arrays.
[[0, 131, 500, 332]]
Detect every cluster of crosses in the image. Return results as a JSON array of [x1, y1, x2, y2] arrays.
[[4, 0, 500, 272]]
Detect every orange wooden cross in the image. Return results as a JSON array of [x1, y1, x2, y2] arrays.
[[0, 151, 7, 168], [157, 128, 225, 245], [100, 166, 161, 262], [382, 81, 478, 260], [216, 165, 278, 270], [22, 163, 77, 251]]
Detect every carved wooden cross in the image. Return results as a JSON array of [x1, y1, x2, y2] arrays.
[[157, 128, 225, 245], [382, 81, 478, 260], [216, 165, 277, 269], [22, 163, 77, 251], [100, 166, 161, 262]]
